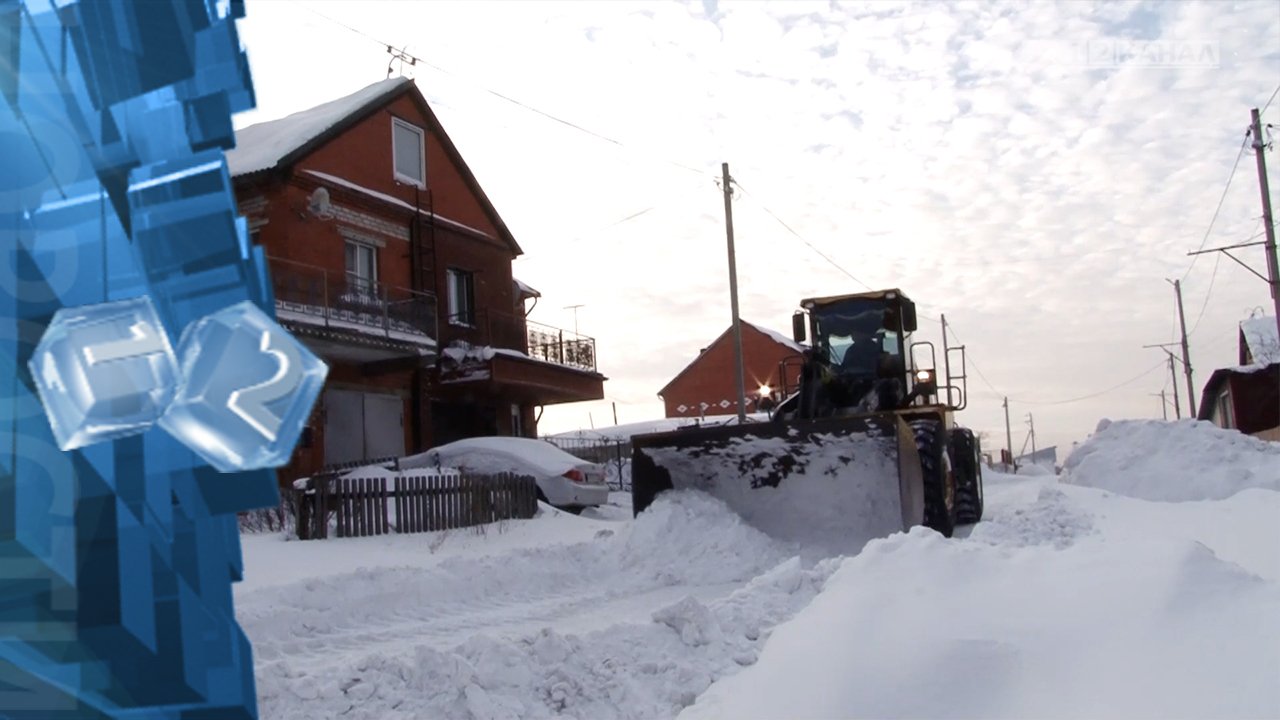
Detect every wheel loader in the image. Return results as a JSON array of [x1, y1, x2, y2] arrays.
[[631, 289, 983, 548]]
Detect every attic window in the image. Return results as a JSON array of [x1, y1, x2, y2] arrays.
[[392, 117, 425, 187]]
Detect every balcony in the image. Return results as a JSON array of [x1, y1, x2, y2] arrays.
[[470, 308, 597, 373], [268, 256, 438, 360]]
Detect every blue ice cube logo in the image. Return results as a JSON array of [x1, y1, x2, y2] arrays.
[[159, 301, 327, 472], [28, 296, 179, 450], [28, 297, 327, 471]]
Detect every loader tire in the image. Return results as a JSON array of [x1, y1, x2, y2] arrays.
[[949, 428, 984, 525], [910, 419, 955, 538]]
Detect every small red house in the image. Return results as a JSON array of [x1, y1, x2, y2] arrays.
[[659, 321, 804, 418], [1197, 315, 1279, 442], [226, 78, 605, 482]]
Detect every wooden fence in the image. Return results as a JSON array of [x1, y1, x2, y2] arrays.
[[294, 471, 538, 540]]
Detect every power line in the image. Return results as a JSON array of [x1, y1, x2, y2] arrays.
[[1187, 251, 1224, 337], [1182, 131, 1251, 282], [730, 181, 875, 291], [1010, 359, 1168, 407], [944, 320, 1166, 407], [1263, 82, 1280, 116], [291, 3, 715, 179], [1186, 218, 1273, 336]]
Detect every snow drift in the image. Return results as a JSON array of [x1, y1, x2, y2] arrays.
[[1060, 418, 1280, 501]]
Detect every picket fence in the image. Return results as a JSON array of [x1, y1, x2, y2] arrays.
[[294, 471, 538, 540]]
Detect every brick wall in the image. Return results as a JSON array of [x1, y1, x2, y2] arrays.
[[662, 324, 803, 417]]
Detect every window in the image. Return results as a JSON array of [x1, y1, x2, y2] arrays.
[[345, 241, 378, 297], [1217, 390, 1234, 429], [392, 118, 425, 187], [447, 268, 475, 326]]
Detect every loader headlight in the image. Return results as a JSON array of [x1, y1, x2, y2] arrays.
[[916, 369, 935, 383]]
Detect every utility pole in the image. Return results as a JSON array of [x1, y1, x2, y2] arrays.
[[1143, 343, 1184, 418], [1151, 390, 1168, 420], [1167, 279, 1196, 417], [1026, 413, 1036, 457], [721, 162, 747, 422], [1003, 396, 1014, 469], [1249, 107, 1280, 342]]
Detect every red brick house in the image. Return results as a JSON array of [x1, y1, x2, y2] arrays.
[[659, 321, 804, 418], [1197, 315, 1279, 442], [226, 78, 605, 482]]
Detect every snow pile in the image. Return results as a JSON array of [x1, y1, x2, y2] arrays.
[[967, 483, 1096, 549], [683, 481, 1280, 720], [620, 492, 789, 586], [641, 430, 904, 555], [1061, 419, 1280, 501], [242, 492, 820, 720], [399, 436, 593, 477], [1015, 462, 1055, 476], [548, 414, 771, 443]]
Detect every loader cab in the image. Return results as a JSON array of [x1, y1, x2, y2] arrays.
[[795, 290, 916, 382], [788, 290, 922, 414]]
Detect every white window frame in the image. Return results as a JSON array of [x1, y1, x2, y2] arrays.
[[1217, 390, 1234, 429], [345, 240, 379, 297], [391, 117, 426, 188]]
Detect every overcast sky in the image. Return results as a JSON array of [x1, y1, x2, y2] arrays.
[[233, 0, 1280, 457]]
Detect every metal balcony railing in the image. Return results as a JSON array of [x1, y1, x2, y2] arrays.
[[268, 256, 438, 345], [463, 308, 598, 373]]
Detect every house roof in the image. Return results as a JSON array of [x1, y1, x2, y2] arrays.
[[513, 277, 541, 299], [1240, 316, 1279, 366], [658, 320, 806, 397], [227, 78, 410, 176], [226, 77, 522, 255]]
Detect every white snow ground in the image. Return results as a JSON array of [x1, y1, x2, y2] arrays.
[[237, 420, 1280, 719]]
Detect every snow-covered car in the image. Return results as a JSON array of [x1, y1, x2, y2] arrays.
[[397, 437, 609, 512]]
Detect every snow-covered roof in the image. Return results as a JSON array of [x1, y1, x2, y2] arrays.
[[743, 320, 805, 353], [227, 78, 411, 176], [659, 320, 805, 396], [1240, 316, 1279, 366]]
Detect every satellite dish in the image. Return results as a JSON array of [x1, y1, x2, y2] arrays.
[[308, 187, 332, 219]]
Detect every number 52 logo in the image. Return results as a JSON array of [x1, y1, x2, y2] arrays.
[[29, 296, 328, 472]]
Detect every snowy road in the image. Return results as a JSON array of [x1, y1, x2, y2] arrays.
[[235, 420, 1280, 720]]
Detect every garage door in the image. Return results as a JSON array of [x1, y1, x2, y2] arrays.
[[324, 390, 405, 465], [363, 392, 405, 460]]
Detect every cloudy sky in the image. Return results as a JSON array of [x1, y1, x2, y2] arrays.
[[233, 0, 1280, 457]]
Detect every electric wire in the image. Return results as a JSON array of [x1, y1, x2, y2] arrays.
[[1262, 82, 1280, 116], [729, 181, 875, 292], [1181, 132, 1250, 282], [290, 3, 715, 179]]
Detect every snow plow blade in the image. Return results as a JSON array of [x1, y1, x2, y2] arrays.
[[631, 414, 925, 548]]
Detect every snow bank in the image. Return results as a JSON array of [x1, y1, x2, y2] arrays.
[[242, 492, 817, 720], [641, 431, 904, 556], [683, 489, 1280, 720], [1061, 419, 1280, 501]]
